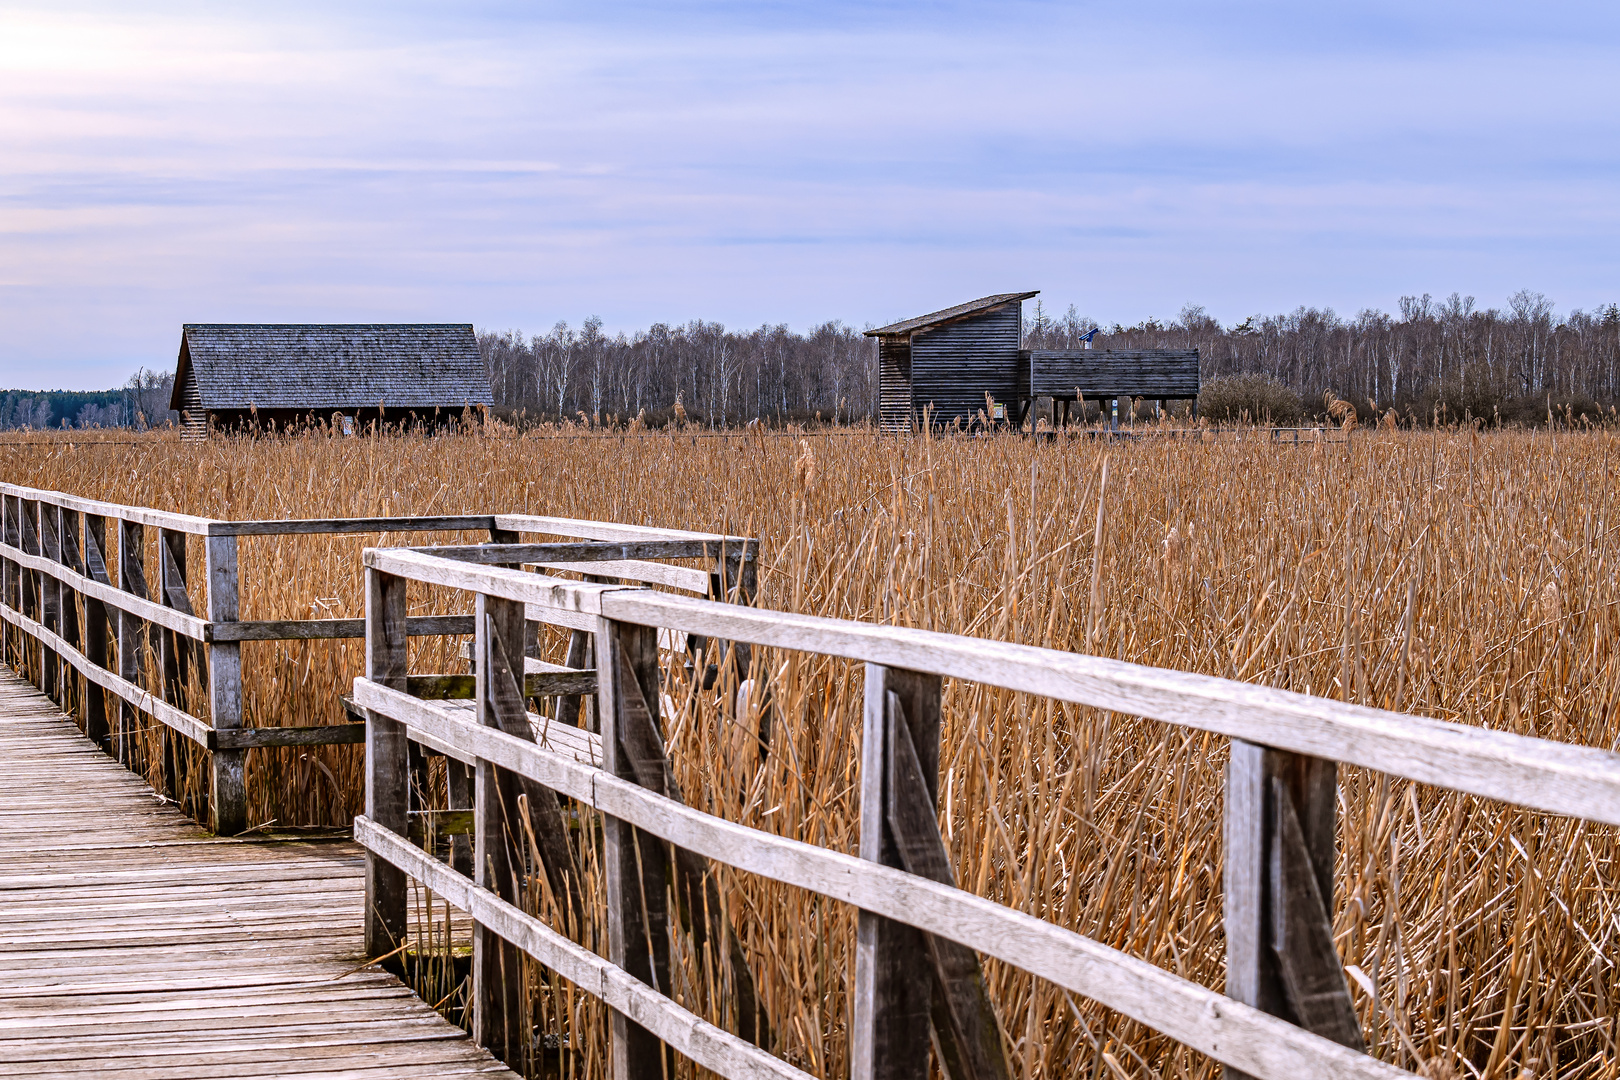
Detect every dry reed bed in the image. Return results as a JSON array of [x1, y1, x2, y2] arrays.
[[2, 427, 1616, 1080]]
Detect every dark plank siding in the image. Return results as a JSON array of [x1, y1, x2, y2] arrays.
[[1026, 349, 1200, 399], [878, 338, 912, 432], [176, 346, 206, 441], [178, 324, 492, 411], [909, 304, 1023, 426]]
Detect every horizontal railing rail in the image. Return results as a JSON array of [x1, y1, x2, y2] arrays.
[[353, 547, 1620, 1080], [0, 481, 756, 834]]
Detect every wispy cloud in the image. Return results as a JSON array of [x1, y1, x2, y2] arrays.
[[1, 0, 1617, 386]]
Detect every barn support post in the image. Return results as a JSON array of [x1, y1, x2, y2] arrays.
[[1224, 740, 1363, 1080], [363, 566, 409, 958], [206, 534, 246, 835]]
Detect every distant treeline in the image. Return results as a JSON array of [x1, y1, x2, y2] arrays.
[[1027, 291, 1620, 424], [479, 319, 874, 427], [11, 292, 1618, 430], [0, 369, 176, 432], [483, 291, 1620, 428]]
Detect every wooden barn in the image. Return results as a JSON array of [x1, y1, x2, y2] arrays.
[[868, 292, 1202, 432], [867, 292, 1037, 432], [169, 324, 493, 437]]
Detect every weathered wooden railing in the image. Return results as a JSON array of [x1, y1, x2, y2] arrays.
[[0, 481, 757, 835], [353, 545, 1620, 1080]]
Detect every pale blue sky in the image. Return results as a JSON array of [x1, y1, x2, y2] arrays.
[[2, 1, 1618, 387]]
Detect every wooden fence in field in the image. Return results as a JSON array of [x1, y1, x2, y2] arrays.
[[354, 543, 1620, 1080], [0, 481, 757, 835]]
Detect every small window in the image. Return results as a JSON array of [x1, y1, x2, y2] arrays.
[[342, 416, 355, 436]]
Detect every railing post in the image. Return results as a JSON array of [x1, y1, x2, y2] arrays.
[[363, 565, 409, 957], [473, 587, 533, 1067], [1224, 742, 1364, 1080], [205, 534, 246, 835], [157, 528, 192, 797], [38, 504, 61, 703], [58, 507, 83, 720], [19, 499, 41, 687], [117, 520, 147, 766], [0, 495, 12, 664], [596, 616, 674, 1080], [852, 664, 940, 1080], [82, 514, 110, 750]]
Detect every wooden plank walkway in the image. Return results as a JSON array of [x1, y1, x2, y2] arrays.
[[0, 671, 519, 1079]]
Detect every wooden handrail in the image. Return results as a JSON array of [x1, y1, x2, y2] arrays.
[[352, 544, 1620, 1078], [0, 483, 757, 844], [352, 678, 1410, 1080], [362, 548, 1620, 827]]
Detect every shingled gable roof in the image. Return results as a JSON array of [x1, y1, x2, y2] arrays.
[[863, 292, 1040, 338], [169, 324, 493, 412]]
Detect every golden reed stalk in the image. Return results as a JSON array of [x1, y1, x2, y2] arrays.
[[3, 424, 1615, 1080]]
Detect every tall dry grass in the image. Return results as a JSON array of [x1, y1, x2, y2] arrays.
[[2, 425, 1616, 1080]]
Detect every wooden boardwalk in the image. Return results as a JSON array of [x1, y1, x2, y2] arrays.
[[0, 671, 518, 1079]]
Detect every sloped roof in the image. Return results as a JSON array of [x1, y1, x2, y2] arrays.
[[170, 324, 493, 412], [864, 292, 1039, 337]]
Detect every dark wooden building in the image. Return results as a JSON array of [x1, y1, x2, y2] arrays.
[[866, 293, 1038, 432], [1019, 348, 1201, 428], [170, 324, 493, 437], [868, 293, 1202, 432]]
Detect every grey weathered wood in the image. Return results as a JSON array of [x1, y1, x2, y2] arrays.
[[866, 295, 1032, 431], [472, 592, 530, 1066], [209, 614, 474, 642], [1226, 743, 1362, 1080], [0, 497, 15, 664], [884, 691, 1010, 1080], [361, 549, 1620, 825], [0, 539, 211, 640], [417, 539, 737, 565], [596, 618, 674, 1080], [491, 513, 748, 546], [117, 520, 146, 766], [362, 566, 409, 959], [205, 535, 245, 836], [536, 558, 711, 594], [0, 602, 213, 745], [406, 669, 597, 700], [38, 505, 63, 703], [81, 514, 110, 748], [853, 666, 938, 1080], [407, 807, 474, 842], [1269, 776, 1364, 1050], [211, 723, 367, 750], [0, 682, 520, 1079], [555, 629, 592, 729], [356, 817, 813, 1080], [609, 643, 767, 1047], [446, 754, 474, 876], [356, 679, 1413, 1080], [0, 481, 217, 535], [210, 514, 497, 537], [157, 528, 190, 797], [1023, 349, 1200, 400]]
